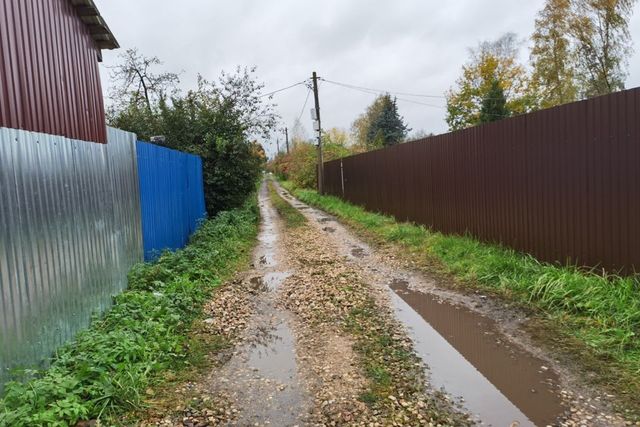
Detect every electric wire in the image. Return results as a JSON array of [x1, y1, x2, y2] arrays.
[[259, 80, 308, 98], [320, 78, 446, 99], [320, 78, 445, 109], [321, 77, 514, 117], [297, 87, 312, 122]]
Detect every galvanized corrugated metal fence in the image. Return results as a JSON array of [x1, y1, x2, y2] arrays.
[[323, 88, 640, 273], [136, 141, 206, 261], [0, 127, 142, 387]]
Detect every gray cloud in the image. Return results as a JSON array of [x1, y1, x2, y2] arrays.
[[97, 0, 640, 156]]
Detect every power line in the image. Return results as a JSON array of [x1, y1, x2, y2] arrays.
[[320, 78, 446, 99], [393, 96, 445, 109], [297, 88, 312, 122], [259, 80, 308, 98], [260, 77, 514, 120], [321, 78, 445, 109], [320, 77, 512, 108]]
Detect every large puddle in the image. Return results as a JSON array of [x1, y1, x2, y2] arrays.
[[390, 280, 565, 426]]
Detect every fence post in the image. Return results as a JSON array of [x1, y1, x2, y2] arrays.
[[340, 158, 345, 198]]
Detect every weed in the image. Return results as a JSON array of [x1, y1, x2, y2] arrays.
[[267, 180, 306, 227], [0, 197, 259, 426]]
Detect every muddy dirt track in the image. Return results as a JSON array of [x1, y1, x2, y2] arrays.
[[144, 179, 632, 427]]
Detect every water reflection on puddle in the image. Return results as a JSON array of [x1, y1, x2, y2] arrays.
[[247, 320, 298, 384], [390, 280, 565, 426]]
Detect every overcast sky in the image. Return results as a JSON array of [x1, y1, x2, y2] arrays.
[[96, 0, 640, 157]]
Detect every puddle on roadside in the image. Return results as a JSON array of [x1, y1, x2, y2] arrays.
[[390, 279, 565, 427], [236, 311, 305, 425], [249, 276, 269, 292], [263, 271, 292, 291], [247, 319, 298, 383], [317, 217, 334, 223], [257, 253, 276, 267], [350, 247, 367, 258]]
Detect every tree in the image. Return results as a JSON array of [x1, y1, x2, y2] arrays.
[[405, 129, 435, 142], [351, 97, 384, 151], [479, 78, 510, 123], [570, 0, 636, 97], [530, 0, 579, 108], [351, 94, 409, 150], [367, 95, 410, 147], [107, 52, 278, 215], [204, 136, 264, 213], [269, 128, 353, 189], [322, 127, 351, 146], [154, 69, 278, 214], [106, 98, 158, 141], [446, 33, 533, 131], [107, 48, 180, 112], [290, 117, 309, 147]]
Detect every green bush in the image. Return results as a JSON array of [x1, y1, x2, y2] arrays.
[[0, 198, 258, 426], [203, 137, 263, 215], [108, 65, 273, 216]]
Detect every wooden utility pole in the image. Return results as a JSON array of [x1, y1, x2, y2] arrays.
[[284, 127, 290, 154], [312, 71, 324, 194]]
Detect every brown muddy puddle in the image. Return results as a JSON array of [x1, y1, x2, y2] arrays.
[[390, 279, 566, 426]]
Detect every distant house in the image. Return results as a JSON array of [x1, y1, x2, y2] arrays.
[[0, 0, 118, 143]]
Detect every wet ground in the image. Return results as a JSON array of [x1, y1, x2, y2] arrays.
[[203, 182, 309, 426], [148, 180, 630, 426], [274, 181, 628, 427]]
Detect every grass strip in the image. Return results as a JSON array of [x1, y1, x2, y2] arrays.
[[281, 181, 640, 412], [0, 197, 259, 427], [268, 180, 306, 228]]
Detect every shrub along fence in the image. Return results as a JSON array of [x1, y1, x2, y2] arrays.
[[322, 88, 640, 273], [0, 129, 206, 390], [136, 141, 206, 261]]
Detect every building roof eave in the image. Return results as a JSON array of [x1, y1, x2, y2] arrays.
[[70, 0, 119, 51]]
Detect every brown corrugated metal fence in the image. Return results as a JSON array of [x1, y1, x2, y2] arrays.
[[323, 88, 640, 273], [0, 0, 107, 143]]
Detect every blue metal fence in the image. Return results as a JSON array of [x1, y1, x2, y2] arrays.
[[136, 141, 206, 261]]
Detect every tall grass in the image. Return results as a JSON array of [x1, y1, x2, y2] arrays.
[[0, 197, 259, 426], [267, 180, 306, 227], [284, 183, 640, 402]]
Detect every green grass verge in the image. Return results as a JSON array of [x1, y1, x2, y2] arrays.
[[268, 180, 306, 228], [281, 181, 640, 410], [0, 197, 259, 427]]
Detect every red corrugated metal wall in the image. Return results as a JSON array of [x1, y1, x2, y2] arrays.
[[322, 88, 640, 273], [0, 0, 107, 143]]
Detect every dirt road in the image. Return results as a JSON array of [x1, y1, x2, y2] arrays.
[[144, 179, 631, 426]]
